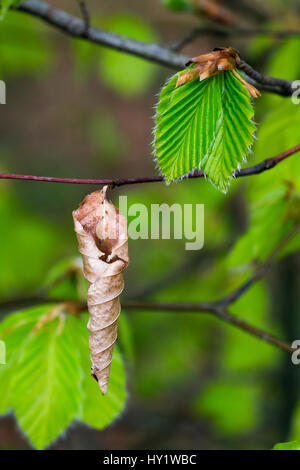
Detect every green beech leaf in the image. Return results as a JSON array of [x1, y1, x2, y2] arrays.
[[290, 399, 300, 442], [153, 70, 256, 193], [11, 307, 81, 450]]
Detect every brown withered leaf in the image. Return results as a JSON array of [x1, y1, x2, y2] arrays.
[[176, 47, 261, 98], [73, 186, 129, 395]]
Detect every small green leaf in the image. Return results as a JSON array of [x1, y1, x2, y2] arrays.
[[273, 441, 300, 450], [154, 70, 256, 193]]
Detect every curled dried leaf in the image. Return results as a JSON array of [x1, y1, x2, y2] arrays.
[[73, 186, 129, 395]]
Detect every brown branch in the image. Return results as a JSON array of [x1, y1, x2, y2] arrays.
[[15, 1, 296, 96], [76, 0, 90, 35], [0, 144, 299, 187]]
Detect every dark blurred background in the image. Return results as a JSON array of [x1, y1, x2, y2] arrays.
[[0, 0, 300, 450]]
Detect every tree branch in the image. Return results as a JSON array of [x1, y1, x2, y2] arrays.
[[0, 144, 299, 186], [16, 0, 186, 69], [15, 1, 297, 96], [76, 0, 90, 35]]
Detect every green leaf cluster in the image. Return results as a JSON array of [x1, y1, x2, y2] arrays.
[[154, 70, 256, 193]]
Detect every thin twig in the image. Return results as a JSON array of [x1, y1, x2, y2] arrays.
[[171, 24, 300, 51], [0, 144, 299, 187], [15, 0, 297, 96], [0, 295, 293, 353]]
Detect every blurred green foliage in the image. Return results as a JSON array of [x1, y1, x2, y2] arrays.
[[154, 69, 256, 192], [88, 112, 130, 163], [0, 1, 23, 20], [73, 13, 159, 97]]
